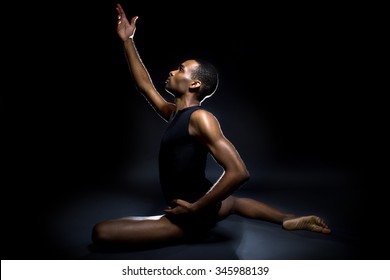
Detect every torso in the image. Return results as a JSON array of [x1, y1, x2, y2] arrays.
[[159, 105, 212, 205]]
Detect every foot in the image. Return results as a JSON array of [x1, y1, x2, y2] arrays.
[[282, 215, 331, 234]]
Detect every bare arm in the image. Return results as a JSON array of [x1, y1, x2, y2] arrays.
[[116, 4, 175, 121], [165, 110, 250, 214], [190, 110, 250, 210]]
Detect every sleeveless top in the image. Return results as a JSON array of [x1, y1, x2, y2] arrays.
[[159, 105, 213, 206]]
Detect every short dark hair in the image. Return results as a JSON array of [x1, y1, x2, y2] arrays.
[[191, 59, 219, 102]]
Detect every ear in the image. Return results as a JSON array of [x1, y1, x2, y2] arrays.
[[189, 80, 201, 89]]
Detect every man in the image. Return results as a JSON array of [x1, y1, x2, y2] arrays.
[[91, 3, 330, 248]]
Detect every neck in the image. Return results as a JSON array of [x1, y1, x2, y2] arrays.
[[175, 97, 200, 111]]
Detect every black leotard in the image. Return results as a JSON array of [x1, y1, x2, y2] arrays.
[[159, 105, 221, 231], [159, 105, 213, 206]]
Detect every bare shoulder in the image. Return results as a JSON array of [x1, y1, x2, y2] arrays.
[[189, 108, 222, 139], [191, 108, 219, 126]]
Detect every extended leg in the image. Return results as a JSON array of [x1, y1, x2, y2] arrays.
[[218, 196, 330, 234]]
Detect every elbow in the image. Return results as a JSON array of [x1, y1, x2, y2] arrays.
[[242, 168, 250, 183], [225, 163, 250, 186], [237, 167, 250, 185]]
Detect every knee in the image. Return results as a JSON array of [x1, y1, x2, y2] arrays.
[[91, 222, 110, 244], [218, 196, 236, 218]]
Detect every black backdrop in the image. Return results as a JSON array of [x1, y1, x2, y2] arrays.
[[3, 1, 374, 259]]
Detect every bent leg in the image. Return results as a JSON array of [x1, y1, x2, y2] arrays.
[[92, 215, 187, 248], [218, 196, 330, 234]]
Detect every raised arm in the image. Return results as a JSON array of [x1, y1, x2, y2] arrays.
[[116, 3, 176, 121]]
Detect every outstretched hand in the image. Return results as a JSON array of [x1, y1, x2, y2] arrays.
[[116, 3, 138, 41], [164, 199, 195, 216]]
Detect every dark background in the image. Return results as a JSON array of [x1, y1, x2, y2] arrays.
[[3, 1, 377, 259]]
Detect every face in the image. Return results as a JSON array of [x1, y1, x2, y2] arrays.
[[165, 60, 199, 97]]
